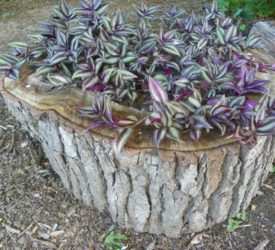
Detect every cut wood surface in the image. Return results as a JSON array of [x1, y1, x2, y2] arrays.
[[0, 49, 274, 237], [1, 70, 238, 153], [1, 48, 275, 153]]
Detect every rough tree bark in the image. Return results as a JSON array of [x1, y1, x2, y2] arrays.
[[0, 49, 274, 238], [249, 21, 275, 59]]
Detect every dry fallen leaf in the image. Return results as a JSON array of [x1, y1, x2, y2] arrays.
[[191, 233, 203, 245]]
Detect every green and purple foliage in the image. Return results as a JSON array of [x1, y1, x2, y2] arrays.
[[0, 0, 274, 152]]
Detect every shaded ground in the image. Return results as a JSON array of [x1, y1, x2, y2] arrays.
[[0, 0, 207, 51], [0, 0, 274, 249]]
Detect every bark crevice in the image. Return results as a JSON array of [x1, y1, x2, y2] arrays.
[[1, 88, 274, 238]]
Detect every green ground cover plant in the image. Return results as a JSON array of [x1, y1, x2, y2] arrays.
[[227, 211, 247, 233], [104, 232, 128, 250]]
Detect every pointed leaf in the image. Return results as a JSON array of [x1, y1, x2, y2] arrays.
[[148, 77, 168, 103], [113, 128, 132, 155]]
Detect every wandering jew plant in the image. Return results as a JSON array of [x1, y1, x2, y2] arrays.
[[0, 0, 274, 153]]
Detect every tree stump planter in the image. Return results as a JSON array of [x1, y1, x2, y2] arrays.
[[1, 50, 275, 238]]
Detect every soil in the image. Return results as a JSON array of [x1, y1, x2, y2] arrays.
[[0, 0, 275, 249]]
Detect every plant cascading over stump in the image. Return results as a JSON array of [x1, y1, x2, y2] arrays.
[[0, 0, 274, 152]]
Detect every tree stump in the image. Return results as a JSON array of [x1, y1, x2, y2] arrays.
[[0, 50, 274, 238], [249, 21, 275, 59]]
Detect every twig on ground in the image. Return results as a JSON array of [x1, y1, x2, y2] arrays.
[[254, 239, 270, 250], [0, 134, 7, 148], [0, 124, 7, 130], [7, 129, 15, 154], [29, 236, 56, 249], [4, 224, 21, 235], [238, 224, 251, 228], [263, 184, 275, 192], [0, 144, 9, 154], [18, 222, 34, 238]]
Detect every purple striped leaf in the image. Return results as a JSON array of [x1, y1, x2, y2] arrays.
[[112, 128, 133, 155], [148, 77, 168, 103]]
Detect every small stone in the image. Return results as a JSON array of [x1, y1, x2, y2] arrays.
[[51, 223, 58, 231], [251, 204, 257, 211]]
